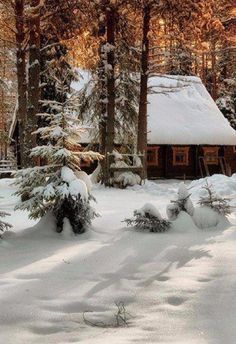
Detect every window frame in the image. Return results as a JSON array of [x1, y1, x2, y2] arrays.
[[147, 146, 159, 166], [172, 146, 189, 166], [202, 146, 219, 165]]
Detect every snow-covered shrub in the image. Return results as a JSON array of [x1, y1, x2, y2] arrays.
[[111, 150, 142, 188], [14, 70, 103, 234], [167, 183, 194, 220], [198, 182, 231, 216], [116, 172, 141, 188], [0, 210, 12, 237], [125, 203, 170, 232]]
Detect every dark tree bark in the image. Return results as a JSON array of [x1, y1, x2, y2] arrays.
[[137, 4, 150, 176], [26, 0, 41, 166], [105, 5, 116, 156], [15, 0, 27, 168]]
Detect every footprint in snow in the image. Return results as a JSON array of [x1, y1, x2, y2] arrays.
[[156, 276, 170, 282], [167, 296, 186, 306], [198, 278, 212, 283]]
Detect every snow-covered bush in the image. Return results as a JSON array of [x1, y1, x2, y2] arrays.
[[0, 209, 12, 237], [198, 181, 231, 216], [125, 203, 170, 233], [111, 150, 142, 188], [14, 71, 103, 234], [116, 172, 141, 188], [167, 183, 194, 220]]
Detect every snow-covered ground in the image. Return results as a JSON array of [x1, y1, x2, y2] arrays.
[[0, 175, 236, 344]]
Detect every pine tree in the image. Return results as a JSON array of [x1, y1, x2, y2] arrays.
[[0, 206, 12, 237], [198, 181, 231, 216], [167, 183, 194, 220], [125, 203, 170, 233], [14, 66, 103, 234]]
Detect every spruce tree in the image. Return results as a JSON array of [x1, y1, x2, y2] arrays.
[[14, 66, 103, 234], [0, 206, 12, 237]]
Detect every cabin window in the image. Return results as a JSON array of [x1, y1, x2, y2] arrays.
[[172, 147, 189, 166], [147, 147, 159, 166], [203, 147, 219, 164]]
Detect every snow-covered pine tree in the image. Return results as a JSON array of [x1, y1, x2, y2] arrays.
[[125, 203, 170, 233], [198, 181, 231, 216], [14, 67, 103, 234], [0, 203, 12, 237], [167, 182, 194, 220], [216, 74, 236, 130]]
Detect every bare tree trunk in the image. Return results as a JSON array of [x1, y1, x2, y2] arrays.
[[211, 41, 217, 100], [26, 0, 41, 166], [137, 4, 150, 177], [15, 0, 27, 168], [105, 6, 115, 155]]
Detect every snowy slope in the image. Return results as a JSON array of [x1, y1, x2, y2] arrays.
[[0, 176, 236, 343], [148, 75, 236, 145]]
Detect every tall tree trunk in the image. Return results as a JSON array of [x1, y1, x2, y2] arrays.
[[15, 0, 27, 168], [103, 4, 116, 186], [211, 41, 217, 100], [26, 0, 41, 166], [98, 42, 107, 184], [137, 4, 150, 176], [105, 6, 115, 155]]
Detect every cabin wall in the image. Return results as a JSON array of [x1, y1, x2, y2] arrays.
[[224, 146, 236, 174], [147, 145, 233, 179], [165, 145, 197, 179]]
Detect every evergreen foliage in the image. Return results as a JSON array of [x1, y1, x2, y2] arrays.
[[125, 204, 170, 233], [198, 181, 231, 216], [0, 208, 12, 236], [14, 66, 103, 233], [216, 75, 236, 130], [167, 183, 194, 220]]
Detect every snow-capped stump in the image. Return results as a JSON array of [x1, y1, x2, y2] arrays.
[[167, 182, 194, 220], [124, 203, 171, 233], [193, 182, 231, 230]]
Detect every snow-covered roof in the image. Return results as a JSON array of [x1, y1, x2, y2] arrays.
[[147, 75, 236, 145], [10, 72, 235, 146]]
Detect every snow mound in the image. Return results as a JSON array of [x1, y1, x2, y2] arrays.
[[178, 182, 194, 216], [69, 179, 88, 201], [89, 163, 102, 184], [60, 166, 89, 200], [190, 174, 236, 199], [171, 211, 198, 232], [193, 206, 230, 230], [61, 166, 76, 183], [139, 203, 162, 220]]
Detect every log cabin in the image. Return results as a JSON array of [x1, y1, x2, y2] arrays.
[[145, 75, 236, 179], [9, 74, 236, 179]]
